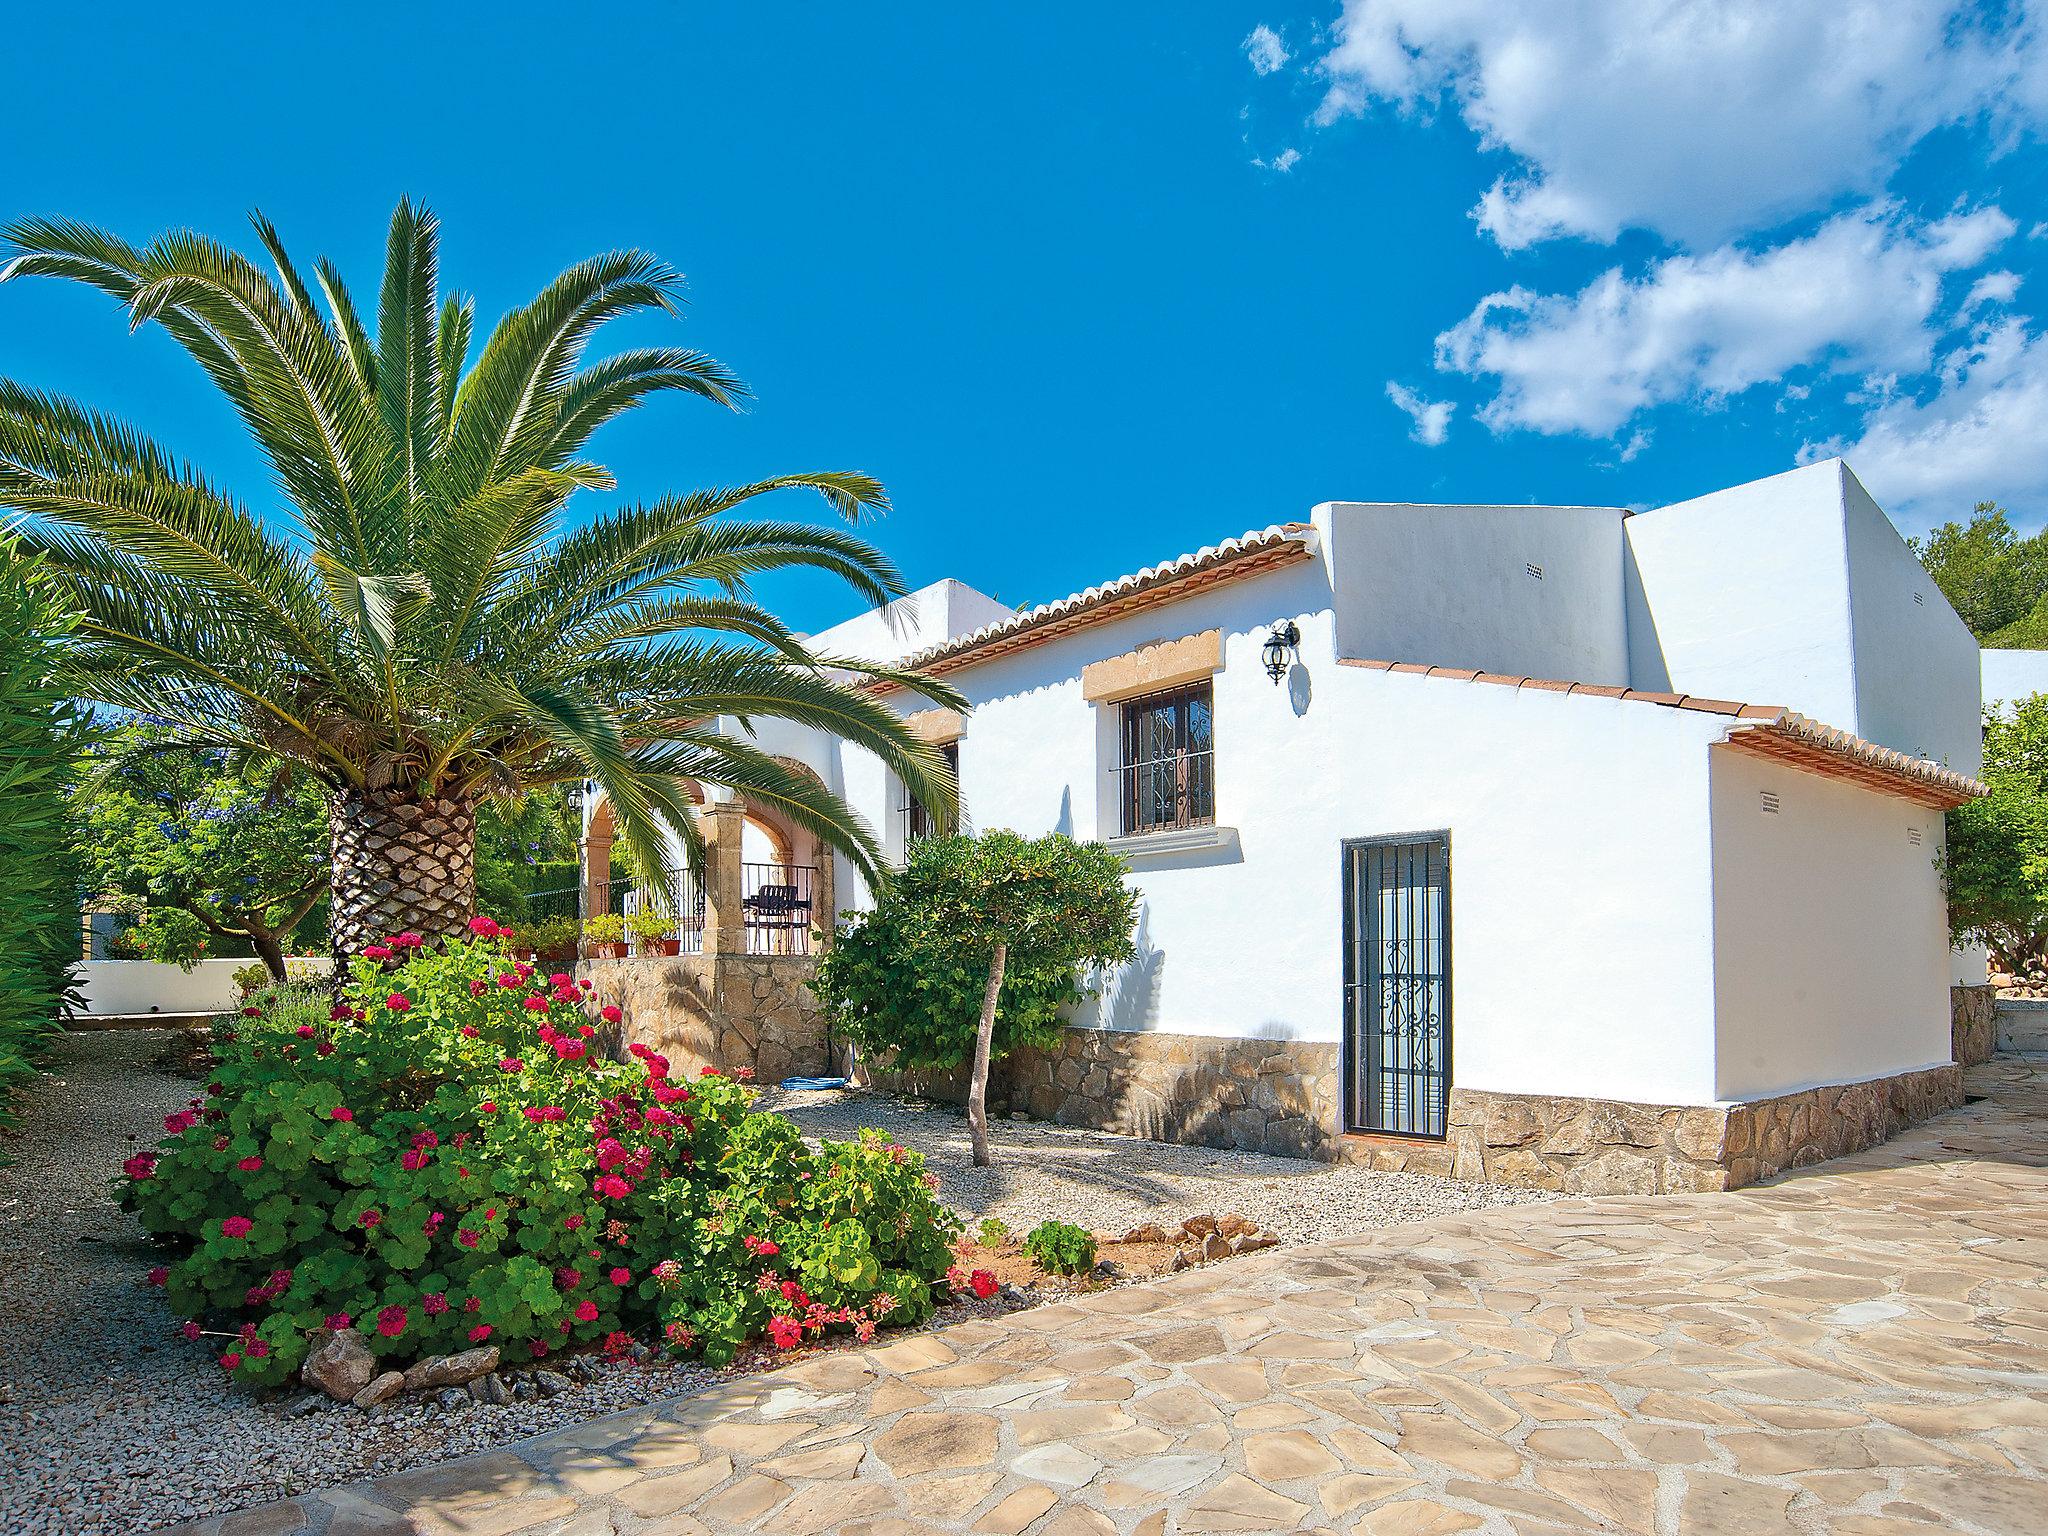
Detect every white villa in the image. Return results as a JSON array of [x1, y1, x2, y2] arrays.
[[579, 459, 1992, 1195]]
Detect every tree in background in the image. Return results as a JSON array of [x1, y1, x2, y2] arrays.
[[1945, 695, 2048, 973], [1911, 504, 2048, 645], [80, 725, 329, 979], [0, 537, 86, 1146], [818, 832, 1137, 1167], [474, 785, 582, 923], [1, 201, 958, 962]]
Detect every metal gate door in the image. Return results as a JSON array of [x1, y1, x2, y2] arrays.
[[1343, 835, 1450, 1137]]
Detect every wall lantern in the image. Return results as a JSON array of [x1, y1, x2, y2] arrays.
[[1261, 621, 1301, 684]]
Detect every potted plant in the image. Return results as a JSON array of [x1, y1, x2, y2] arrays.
[[506, 925, 535, 960], [583, 913, 626, 960], [529, 916, 581, 966], [629, 908, 680, 956]]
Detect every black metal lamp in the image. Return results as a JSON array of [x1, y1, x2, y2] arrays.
[[1262, 621, 1300, 683]]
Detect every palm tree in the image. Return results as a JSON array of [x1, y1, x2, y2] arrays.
[[0, 201, 957, 957]]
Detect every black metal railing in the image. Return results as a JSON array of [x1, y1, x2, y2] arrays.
[[741, 862, 816, 955], [557, 865, 706, 955], [1110, 747, 1216, 836]]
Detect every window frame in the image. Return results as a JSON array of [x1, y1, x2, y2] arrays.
[[1117, 681, 1216, 836], [905, 739, 960, 846]]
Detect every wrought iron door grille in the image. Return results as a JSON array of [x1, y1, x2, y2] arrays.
[[1343, 835, 1450, 1138]]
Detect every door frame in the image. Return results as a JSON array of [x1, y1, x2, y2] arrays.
[[1339, 830, 1453, 1140]]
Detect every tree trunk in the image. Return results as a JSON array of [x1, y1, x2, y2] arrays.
[[967, 940, 1006, 1169], [328, 784, 477, 965], [246, 924, 287, 983]]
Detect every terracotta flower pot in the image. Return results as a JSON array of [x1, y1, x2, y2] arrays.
[[596, 942, 625, 960]]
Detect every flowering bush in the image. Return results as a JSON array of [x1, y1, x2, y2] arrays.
[[122, 920, 959, 1386]]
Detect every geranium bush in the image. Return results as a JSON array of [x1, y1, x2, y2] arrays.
[[122, 920, 960, 1386]]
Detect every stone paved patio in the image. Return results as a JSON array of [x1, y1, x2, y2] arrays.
[[167, 1058, 2048, 1535]]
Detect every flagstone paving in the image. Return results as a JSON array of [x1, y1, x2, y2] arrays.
[[168, 1058, 2048, 1535]]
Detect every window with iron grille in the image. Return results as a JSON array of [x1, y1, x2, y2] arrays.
[[905, 740, 960, 845], [1117, 683, 1214, 835]]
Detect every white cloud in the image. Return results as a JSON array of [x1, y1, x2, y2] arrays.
[[1310, 1, 2041, 249], [1244, 24, 1291, 76], [1964, 270, 2023, 310], [1810, 318, 2048, 516], [1252, 146, 1303, 174], [1385, 381, 1454, 444], [1435, 204, 2014, 437]]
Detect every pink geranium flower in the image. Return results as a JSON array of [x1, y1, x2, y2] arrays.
[[236, 1156, 263, 1172], [468, 1323, 492, 1343], [468, 916, 500, 937], [609, 1266, 631, 1286], [375, 1305, 407, 1338], [330, 1106, 354, 1122], [386, 993, 412, 1013], [574, 1300, 599, 1322], [220, 1216, 253, 1239], [766, 1315, 803, 1350]]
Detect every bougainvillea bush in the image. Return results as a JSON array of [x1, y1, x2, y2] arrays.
[[122, 921, 959, 1385]]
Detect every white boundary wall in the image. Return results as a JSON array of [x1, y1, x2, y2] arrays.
[[74, 958, 333, 1018]]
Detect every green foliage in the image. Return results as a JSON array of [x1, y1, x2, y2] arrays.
[[79, 723, 329, 974], [523, 916, 582, 965], [816, 831, 1139, 1072], [1, 201, 963, 921], [121, 926, 959, 1386], [1911, 504, 2048, 645], [1945, 696, 2048, 969], [475, 790, 580, 922], [1022, 1219, 1095, 1276], [627, 908, 676, 942], [976, 1216, 1010, 1249], [0, 538, 86, 1144], [232, 963, 271, 997], [583, 913, 625, 947]]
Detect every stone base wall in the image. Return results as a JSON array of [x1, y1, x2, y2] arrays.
[[576, 954, 829, 1083], [1952, 984, 1997, 1067], [855, 1029, 1344, 1160], [1343, 1064, 1962, 1193]]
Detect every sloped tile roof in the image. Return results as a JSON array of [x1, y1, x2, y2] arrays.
[[1339, 659, 1985, 809], [873, 523, 1318, 685]]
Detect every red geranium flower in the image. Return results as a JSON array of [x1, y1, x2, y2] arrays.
[[574, 1300, 599, 1323], [600, 1005, 623, 1024], [375, 1305, 407, 1337], [220, 1216, 253, 1239], [237, 1156, 263, 1172], [386, 993, 412, 1013]]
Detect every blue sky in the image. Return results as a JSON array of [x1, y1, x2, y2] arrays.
[[4, 4, 2046, 633]]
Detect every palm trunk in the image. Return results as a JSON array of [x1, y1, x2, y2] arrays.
[[967, 940, 1006, 1168], [328, 785, 477, 964]]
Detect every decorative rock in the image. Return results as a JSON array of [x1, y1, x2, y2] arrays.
[[1179, 1214, 1218, 1239], [288, 1394, 324, 1418], [300, 1327, 377, 1402], [536, 1370, 574, 1396], [1216, 1212, 1258, 1239], [1230, 1230, 1280, 1254], [1119, 1222, 1170, 1244], [350, 1370, 404, 1409], [401, 1345, 501, 1392], [483, 1372, 513, 1405], [435, 1387, 469, 1410], [1200, 1231, 1232, 1262]]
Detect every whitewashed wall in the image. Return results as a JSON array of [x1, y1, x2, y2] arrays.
[[1624, 458, 1980, 773], [837, 555, 1740, 1108], [1316, 500, 1629, 682], [74, 957, 333, 1018], [1708, 750, 1953, 1099], [1840, 470, 1981, 774], [1625, 460, 1865, 726]]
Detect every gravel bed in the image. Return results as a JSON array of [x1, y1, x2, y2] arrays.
[[0, 1032, 723, 1536], [755, 1085, 1557, 1244], [0, 1035, 1552, 1534]]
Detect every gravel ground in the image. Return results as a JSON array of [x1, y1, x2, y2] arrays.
[[0, 1032, 724, 1536], [755, 1085, 1556, 1244], [0, 1034, 1552, 1535]]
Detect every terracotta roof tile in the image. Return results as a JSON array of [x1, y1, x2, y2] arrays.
[[872, 524, 1318, 685]]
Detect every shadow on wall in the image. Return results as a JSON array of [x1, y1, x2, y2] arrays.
[[1054, 784, 1074, 838], [1092, 902, 1164, 1033]]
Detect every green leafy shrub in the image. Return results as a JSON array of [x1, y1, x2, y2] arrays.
[[1022, 1219, 1095, 1275], [0, 540, 86, 1146], [122, 920, 959, 1385], [628, 909, 676, 944], [583, 913, 625, 949], [1946, 696, 2048, 970], [976, 1216, 1009, 1249], [231, 964, 271, 997], [816, 831, 1138, 1165]]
